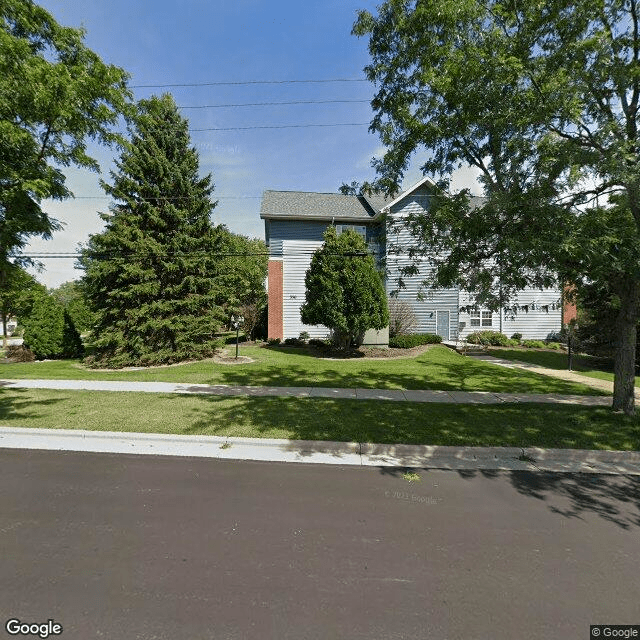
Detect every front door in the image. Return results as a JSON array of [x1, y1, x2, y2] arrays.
[[436, 310, 450, 340]]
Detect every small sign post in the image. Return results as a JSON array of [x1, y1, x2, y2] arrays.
[[231, 314, 244, 359]]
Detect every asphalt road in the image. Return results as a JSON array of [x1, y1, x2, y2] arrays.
[[0, 450, 638, 640]]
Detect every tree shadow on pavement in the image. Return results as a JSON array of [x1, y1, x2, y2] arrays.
[[456, 469, 640, 530]]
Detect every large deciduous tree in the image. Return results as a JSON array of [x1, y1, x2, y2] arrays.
[[301, 227, 388, 348], [49, 280, 96, 334], [0, 0, 131, 290], [80, 94, 226, 367], [354, 0, 640, 414], [213, 228, 267, 319]]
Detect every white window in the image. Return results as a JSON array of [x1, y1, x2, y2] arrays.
[[470, 308, 493, 327], [336, 224, 367, 241]]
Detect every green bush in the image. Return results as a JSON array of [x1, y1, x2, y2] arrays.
[[505, 338, 521, 346], [284, 337, 305, 346], [267, 338, 281, 346], [522, 339, 547, 349], [309, 338, 329, 349], [545, 341, 563, 350], [389, 333, 443, 348], [62, 310, 84, 358], [465, 330, 510, 346], [298, 331, 310, 342], [510, 333, 523, 341]]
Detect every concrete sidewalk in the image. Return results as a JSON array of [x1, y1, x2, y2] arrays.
[[470, 354, 640, 398], [1, 426, 639, 475], [0, 377, 612, 405]]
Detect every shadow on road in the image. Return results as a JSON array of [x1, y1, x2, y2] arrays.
[[456, 469, 640, 530]]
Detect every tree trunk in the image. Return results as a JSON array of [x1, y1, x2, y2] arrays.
[[612, 283, 639, 414], [0, 262, 6, 350]]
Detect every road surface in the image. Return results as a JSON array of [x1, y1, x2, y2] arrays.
[[0, 449, 638, 639]]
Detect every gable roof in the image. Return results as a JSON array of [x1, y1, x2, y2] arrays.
[[260, 190, 393, 222], [380, 176, 437, 212]]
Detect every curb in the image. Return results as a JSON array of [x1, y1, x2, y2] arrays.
[[1, 427, 638, 475]]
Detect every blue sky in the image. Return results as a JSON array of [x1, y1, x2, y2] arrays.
[[28, 0, 481, 287]]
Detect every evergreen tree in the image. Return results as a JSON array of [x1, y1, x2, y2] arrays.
[[21, 291, 82, 359], [301, 227, 388, 348], [80, 94, 226, 367]]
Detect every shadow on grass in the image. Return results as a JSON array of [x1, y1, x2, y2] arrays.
[[182, 396, 638, 451], [0, 388, 66, 421], [203, 353, 606, 396], [456, 468, 640, 530]]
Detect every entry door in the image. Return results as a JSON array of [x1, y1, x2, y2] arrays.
[[436, 310, 450, 340]]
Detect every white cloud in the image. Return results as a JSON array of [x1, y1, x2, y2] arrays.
[[449, 164, 484, 195]]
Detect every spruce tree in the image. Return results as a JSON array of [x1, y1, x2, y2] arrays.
[[21, 291, 82, 359], [81, 94, 226, 367], [301, 227, 388, 348]]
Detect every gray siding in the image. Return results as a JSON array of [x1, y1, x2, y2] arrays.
[[281, 240, 329, 339], [269, 219, 385, 339], [458, 289, 562, 340], [386, 187, 459, 340]]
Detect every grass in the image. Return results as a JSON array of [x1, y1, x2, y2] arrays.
[[0, 388, 637, 450], [0, 345, 607, 396], [491, 347, 639, 386]]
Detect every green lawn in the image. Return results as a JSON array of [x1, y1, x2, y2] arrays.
[[0, 345, 607, 396], [0, 388, 637, 450], [490, 347, 639, 386]]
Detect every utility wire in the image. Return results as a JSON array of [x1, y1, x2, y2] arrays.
[[131, 78, 369, 88], [17, 250, 371, 259], [179, 99, 370, 109], [189, 122, 369, 132]]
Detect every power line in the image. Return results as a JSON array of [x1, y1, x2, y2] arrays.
[[189, 122, 369, 132], [70, 195, 262, 200], [179, 99, 370, 109], [131, 78, 369, 88], [17, 250, 371, 259]]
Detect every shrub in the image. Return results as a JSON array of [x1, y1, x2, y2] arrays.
[[545, 341, 563, 350], [61, 310, 84, 358], [309, 338, 330, 350], [510, 333, 523, 341], [21, 293, 84, 359], [5, 345, 35, 362], [284, 337, 305, 346], [267, 338, 281, 346], [389, 333, 442, 348], [298, 331, 310, 342], [238, 301, 265, 341], [522, 339, 546, 349], [465, 330, 510, 346], [505, 338, 520, 346], [388, 298, 417, 338]]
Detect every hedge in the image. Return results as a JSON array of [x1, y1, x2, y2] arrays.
[[465, 330, 510, 346], [389, 333, 443, 348]]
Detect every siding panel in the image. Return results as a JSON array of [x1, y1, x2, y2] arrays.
[[458, 288, 562, 340], [386, 187, 459, 339]]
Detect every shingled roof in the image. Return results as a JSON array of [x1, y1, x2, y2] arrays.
[[260, 190, 393, 221]]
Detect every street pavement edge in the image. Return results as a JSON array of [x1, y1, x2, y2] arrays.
[[1, 426, 639, 475]]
